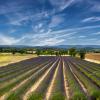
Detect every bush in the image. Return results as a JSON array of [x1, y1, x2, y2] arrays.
[[68, 48, 77, 57], [78, 49, 86, 59]]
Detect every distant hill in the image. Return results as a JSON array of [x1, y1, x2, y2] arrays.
[[0, 45, 100, 49], [35, 45, 100, 49], [0, 45, 31, 48], [53, 45, 100, 49]]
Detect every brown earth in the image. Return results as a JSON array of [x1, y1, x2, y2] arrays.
[[86, 53, 100, 61]]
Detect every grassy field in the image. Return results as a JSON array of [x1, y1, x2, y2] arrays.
[[0, 53, 37, 67]]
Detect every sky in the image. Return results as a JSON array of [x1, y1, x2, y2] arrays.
[[0, 0, 100, 46]]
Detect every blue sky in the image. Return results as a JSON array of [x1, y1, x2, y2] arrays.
[[0, 0, 100, 46]]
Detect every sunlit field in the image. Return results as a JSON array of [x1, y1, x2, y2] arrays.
[[0, 53, 37, 66], [0, 0, 100, 99], [85, 53, 100, 64], [0, 56, 100, 100]]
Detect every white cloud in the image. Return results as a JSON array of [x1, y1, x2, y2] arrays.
[[0, 26, 99, 46], [37, 38, 65, 46], [6, 11, 50, 26], [0, 34, 20, 45], [54, 32, 77, 38], [49, 0, 75, 11], [87, 38, 97, 41], [93, 32, 100, 35], [90, 1, 100, 12], [72, 25, 100, 31], [33, 23, 43, 32], [0, 2, 22, 15], [60, 0, 75, 11], [14, 33, 65, 46], [6, 13, 31, 26], [78, 35, 86, 38], [38, 23, 43, 28], [49, 15, 64, 28], [9, 29, 16, 33], [50, 25, 100, 34], [67, 36, 76, 39], [82, 17, 100, 22], [92, 5, 100, 12], [18, 30, 77, 46], [39, 29, 45, 33]]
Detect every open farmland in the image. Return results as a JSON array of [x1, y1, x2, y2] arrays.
[[85, 53, 100, 64], [0, 56, 100, 100], [0, 54, 37, 67], [86, 53, 100, 61]]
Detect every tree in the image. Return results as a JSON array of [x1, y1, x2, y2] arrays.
[[79, 49, 86, 59], [19, 49, 26, 54], [36, 49, 41, 56], [0, 48, 3, 52], [68, 48, 77, 57], [55, 52, 59, 56], [12, 49, 16, 55]]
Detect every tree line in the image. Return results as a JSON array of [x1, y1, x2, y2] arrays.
[[0, 47, 86, 59], [0, 47, 34, 54], [68, 48, 86, 59], [36, 48, 86, 59]]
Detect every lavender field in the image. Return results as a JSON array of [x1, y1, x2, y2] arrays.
[[0, 56, 100, 100]]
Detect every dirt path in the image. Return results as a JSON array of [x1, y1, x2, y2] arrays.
[[45, 60, 60, 100], [85, 58, 100, 64], [63, 61, 70, 100]]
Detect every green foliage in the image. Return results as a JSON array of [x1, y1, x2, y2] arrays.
[[19, 49, 26, 54], [28, 93, 43, 100], [78, 49, 86, 59], [68, 48, 77, 57], [12, 48, 17, 55], [0, 47, 36, 55], [72, 92, 87, 100], [6, 92, 21, 100], [36, 48, 68, 56], [91, 90, 100, 100], [51, 93, 65, 100]]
